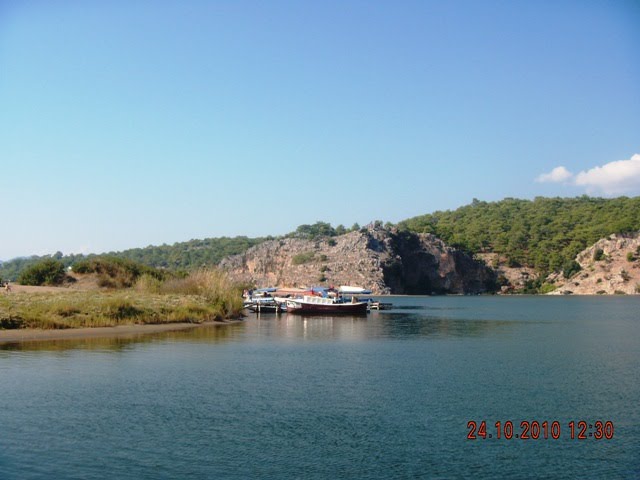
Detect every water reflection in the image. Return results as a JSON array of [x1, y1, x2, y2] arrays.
[[244, 310, 517, 341], [0, 298, 525, 353], [0, 322, 244, 353], [248, 314, 370, 341]]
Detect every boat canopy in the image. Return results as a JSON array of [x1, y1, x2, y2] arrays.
[[338, 285, 372, 294]]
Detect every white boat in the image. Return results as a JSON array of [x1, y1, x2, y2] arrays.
[[286, 295, 369, 315], [243, 297, 285, 313], [338, 285, 372, 295], [243, 288, 284, 313]]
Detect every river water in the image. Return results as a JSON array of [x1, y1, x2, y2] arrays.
[[1, 296, 638, 479]]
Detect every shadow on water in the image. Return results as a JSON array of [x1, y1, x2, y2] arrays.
[[0, 322, 246, 353], [374, 312, 517, 338], [392, 305, 466, 311]]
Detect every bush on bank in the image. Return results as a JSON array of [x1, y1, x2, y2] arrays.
[[72, 257, 166, 288], [17, 259, 68, 286]]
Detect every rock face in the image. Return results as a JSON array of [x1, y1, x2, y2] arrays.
[[220, 225, 496, 294], [548, 232, 640, 295], [475, 253, 540, 293]]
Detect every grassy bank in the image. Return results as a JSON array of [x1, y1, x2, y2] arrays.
[[0, 269, 244, 330]]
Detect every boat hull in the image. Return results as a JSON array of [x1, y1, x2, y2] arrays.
[[286, 300, 368, 315]]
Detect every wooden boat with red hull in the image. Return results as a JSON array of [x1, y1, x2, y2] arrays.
[[285, 296, 368, 315]]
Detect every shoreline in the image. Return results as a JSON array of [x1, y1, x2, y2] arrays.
[[0, 320, 241, 345]]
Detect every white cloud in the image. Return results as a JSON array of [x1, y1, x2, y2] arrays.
[[574, 154, 640, 195], [535, 154, 640, 196], [536, 166, 573, 183]]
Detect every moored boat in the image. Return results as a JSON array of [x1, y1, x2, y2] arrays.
[[244, 298, 285, 313], [243, 288, 285, 313], [285, 296, 368, 315], [338, 285, 372, 295]]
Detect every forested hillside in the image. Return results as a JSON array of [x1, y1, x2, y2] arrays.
[[1, 223, 361, 281], [398, 196, 640, 274], [108, 237, 266, 270], [0, 237, 266, 281], [3, 197, 639, 282]]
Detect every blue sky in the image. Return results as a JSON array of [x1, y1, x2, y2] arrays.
[[1, 0, 639, 260]]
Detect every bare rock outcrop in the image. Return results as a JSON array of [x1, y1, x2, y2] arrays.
[[220, 225, 496, 294], [547, 232, 640, 295]]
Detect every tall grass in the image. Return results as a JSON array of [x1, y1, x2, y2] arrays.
[[138, 268, 244, 319], [1, 268, 244, 330]]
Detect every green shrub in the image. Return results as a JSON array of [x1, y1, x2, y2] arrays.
[[562, 260, 581, 279], [72, 257, 165, 288], [71, 260, 92, 274], [18, 259, 67, 286], [293, 222, 336, 239], [522, 278, 542, 294], [627, 252, 635, 262], [507, 258, 522, 268], [335, 225, 347, 236], [538, 283, 557, 294], [593, 248, 605, 261], [292, 252, 315, 265]]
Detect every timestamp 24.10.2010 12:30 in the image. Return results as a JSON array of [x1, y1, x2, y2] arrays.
[[467, 420, 614, 440]]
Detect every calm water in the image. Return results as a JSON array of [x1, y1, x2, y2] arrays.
[[1, 296, 639, 479]]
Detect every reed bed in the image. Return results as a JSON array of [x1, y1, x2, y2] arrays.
[[0, 268, 244, 330]]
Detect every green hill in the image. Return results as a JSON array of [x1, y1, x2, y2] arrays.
[[0, 236, 266, 282], [107, 236, 267, 270], [3, 196, 639, 282], [398, 196, 640, 274], [0, 223, 357, 281]]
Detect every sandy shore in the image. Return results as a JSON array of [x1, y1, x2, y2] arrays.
[[0, 320, 237, 345]]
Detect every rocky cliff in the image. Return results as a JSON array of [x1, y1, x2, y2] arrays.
[[220, 225, 496, 294], [547, 232, 640, 295]]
